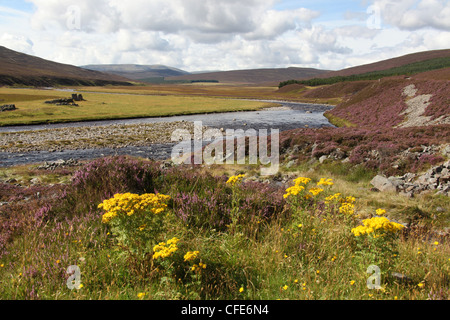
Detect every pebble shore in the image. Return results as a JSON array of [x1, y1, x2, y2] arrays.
[[0, 121, 200, 153]]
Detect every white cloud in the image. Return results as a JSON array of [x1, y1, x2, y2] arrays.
[[0, 0, 447, 72], [0, 33, 34, 54], [373, 0, 450, 31]]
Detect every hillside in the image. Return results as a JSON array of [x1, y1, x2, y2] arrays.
[[0, 46, 133, 87], [323, 68, 450, 128], [320, 49, 450, 78], [166, 67, 329, 84], [81, 64, 190, 81]]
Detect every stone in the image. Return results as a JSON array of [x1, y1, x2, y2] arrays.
[[390, 272, 412, 283], [286, 160, 296, 168], [319, 155, 328, 164], [0, 104, 16, 112], [370, 175, 397, 193]]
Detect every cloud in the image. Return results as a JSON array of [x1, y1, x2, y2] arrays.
[[0, 0, 446, 72], [373, 0, 450, 31], [0, 33, 34, 54]]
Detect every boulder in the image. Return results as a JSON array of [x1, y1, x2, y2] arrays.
[[370, 175, 397, 193], [0, 104, 16, 112]]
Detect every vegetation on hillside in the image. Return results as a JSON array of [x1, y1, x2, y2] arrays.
[[279, 57, 450, 88]]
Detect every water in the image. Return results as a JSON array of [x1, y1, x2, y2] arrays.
[[0, 100, 334, 166]]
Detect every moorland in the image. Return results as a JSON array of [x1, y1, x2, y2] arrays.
[[0, 47, 449, 300]]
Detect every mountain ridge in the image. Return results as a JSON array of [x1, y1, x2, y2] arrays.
[[0, 46, 133, 87]]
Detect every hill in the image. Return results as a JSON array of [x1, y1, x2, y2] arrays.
[[81, 64, 190, 81], [166, 67, 330, 84], [321, 49, 450, 78], [0, 46, 133, 87], [323, 68, 450, 128]]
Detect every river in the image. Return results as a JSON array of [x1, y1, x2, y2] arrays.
[[0, 100, 334, 167]]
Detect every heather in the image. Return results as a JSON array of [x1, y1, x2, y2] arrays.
[[0, 156, 449, 300], [281, 124, 450, 177]]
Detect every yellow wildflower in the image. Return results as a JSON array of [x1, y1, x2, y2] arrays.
[[153, 237, 180, 260], [226, 174, 246, 187], [317, 178, 334, 186], [293, 177, 311, 185], [309, 187, 324, 196], [184, 251, 200, 262], [376, 209, 386, 216], [339, 202, 355, 216], [137, 292, 146, 299], [351, 217, 404, 237], [282, 285, 288, 291], [283, 185, 305, 199], [325, 193, 341, 204], [99, 193, 171, 223], [239, 287, 244, 293]]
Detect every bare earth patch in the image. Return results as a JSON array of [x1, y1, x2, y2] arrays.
[[397, 84, 450, 128]]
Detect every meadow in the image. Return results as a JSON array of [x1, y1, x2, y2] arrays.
[[0, 156, 448, 300], [0, 87, 276, 126]]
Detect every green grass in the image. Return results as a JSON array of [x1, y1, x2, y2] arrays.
[[0, 88, 275, 126]]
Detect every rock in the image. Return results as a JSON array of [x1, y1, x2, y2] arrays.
[[319, 155, 328, 164], [286, 160, 296, 168], [0, 104, 17, 112], [390, 272, 412, 283], [370, 175, 397, 193]]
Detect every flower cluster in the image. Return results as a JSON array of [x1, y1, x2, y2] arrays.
[[376, 209, 386, 216], [98, 193, 171, 223], [339, 196, 356, 216], [351, 216, 405, 238], [308, 187, 324, 197], [152, 237, 180, 260], [317, 178, 334, 186], [325, 193, 341, 204], [283, 185, 305, 199], [284, 177, 333, 199], [284, 177, 310, 199], [184, 251, 200, 262], [293, 177, 312, 185], [226, 174, 246, 187]]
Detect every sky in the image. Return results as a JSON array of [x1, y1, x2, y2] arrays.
[[0, 0, 449, 72]]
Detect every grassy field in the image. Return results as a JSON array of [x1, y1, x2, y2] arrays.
[[0, 87, 277, 126], [0, 156, 448, 300]]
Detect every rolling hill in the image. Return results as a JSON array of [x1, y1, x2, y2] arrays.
[[166, 67, 330, 84], [81, 64, 190, 81], [320, 49, 450, 78], [0, 46, 133, 87]]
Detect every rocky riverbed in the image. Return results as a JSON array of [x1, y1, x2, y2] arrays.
[[0, 121, 200, 153]]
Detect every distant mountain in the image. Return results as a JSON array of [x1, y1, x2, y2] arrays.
[[81, 64, 190, 81], [0, 46, 133, 87], [166, 67, 330, 84]]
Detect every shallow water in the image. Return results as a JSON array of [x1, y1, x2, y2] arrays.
[[0, 100, 334, 167]]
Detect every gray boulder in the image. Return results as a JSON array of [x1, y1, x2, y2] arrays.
[[370, 175, 397, 193]]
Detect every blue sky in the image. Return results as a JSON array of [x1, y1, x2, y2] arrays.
[[0, 0, 449, 71]]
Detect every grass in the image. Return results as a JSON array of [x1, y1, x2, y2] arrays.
[[0, 87, 276, 126], [0, 156, 448, 300]]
